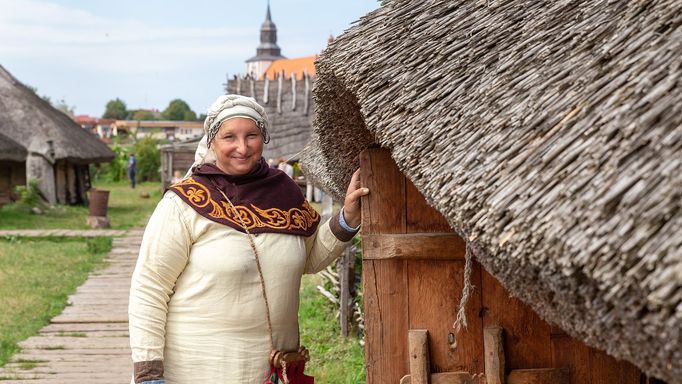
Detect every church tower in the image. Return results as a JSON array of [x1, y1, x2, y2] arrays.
[[246, 3, 286, 78]]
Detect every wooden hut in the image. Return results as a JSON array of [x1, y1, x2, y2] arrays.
[[0, 65, 114, 205], [159, 138, 201, 189], [301, 1, 681, 383]]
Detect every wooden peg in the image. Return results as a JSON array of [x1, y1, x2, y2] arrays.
[[484, 326, 505, 384], [408, 329, 430, 384]]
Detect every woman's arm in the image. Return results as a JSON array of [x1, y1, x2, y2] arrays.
[[129, 195, 192, 383], [303, 169, 369, 273]]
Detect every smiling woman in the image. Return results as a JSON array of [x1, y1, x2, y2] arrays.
[[128, 94, 369, 384]]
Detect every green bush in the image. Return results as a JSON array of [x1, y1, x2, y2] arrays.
[[134, 136, 161, 182], [91, 140, 127, 183], [13, 179, 45, 212]]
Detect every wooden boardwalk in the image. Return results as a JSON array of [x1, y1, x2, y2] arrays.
[[0, 229, 143, 383]]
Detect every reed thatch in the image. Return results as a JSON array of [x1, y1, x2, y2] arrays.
[[301, 0, 682, 382], [0, 65, 114, 163], [0, 132, 26, 162]]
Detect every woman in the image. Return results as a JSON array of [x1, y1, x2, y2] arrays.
[[128, 95, 368, 384]]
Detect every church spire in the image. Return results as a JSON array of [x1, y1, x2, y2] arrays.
[[257, 2, 281, 57], [265, 1, 272, 23], [245, 2, 286, 78]]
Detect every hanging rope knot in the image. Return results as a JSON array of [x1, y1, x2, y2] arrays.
[[451, 242, 474, 349]]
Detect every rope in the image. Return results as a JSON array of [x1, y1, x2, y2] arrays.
[[214, 186, 275, 352], [451, 243, 474, 349]]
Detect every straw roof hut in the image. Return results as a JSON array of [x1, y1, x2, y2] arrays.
[[302, 0, 681, 382], [0, 65, 115, 204]]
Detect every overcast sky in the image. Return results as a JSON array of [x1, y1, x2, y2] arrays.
[[0, 0, 378, 117]]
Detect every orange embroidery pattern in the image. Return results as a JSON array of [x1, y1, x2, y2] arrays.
[[171, 177, 320, 231]]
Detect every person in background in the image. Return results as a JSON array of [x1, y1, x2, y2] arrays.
[[128, 94, 369, 383], [277, 158, 294, 178], [127, 153, 137, 189], [170, 170, 183, 185]]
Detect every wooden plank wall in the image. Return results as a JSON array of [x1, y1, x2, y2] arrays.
[[360, 147, 647, 384]]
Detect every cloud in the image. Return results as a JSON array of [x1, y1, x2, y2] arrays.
[[0, 0, 253, 74]]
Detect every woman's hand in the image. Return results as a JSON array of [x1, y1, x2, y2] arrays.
[[343, 169, 369, 229]]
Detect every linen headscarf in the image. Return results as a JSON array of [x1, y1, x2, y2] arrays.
[[185, 94, 270, 177]]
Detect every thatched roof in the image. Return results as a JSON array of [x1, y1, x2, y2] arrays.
[[0, 65, 114, 163], [0, 131, 26, 162], [301, 0, 682, 382]]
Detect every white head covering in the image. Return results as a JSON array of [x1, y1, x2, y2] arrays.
[[184, 95, 270, 177]]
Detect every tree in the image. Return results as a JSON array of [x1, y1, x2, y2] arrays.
[[134, 136, 161, 182], [103, 98, 128, 119], [161, 99, 196, 121], [131, 109, 157, 121], [55, 99, 75, 118]]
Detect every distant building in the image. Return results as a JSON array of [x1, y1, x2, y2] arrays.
[[112, 120, 203, 141], [245, 4, 286, 79], [0, 65, 115, 205]]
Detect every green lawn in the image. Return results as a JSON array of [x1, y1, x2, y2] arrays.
[[0, 237, 112, 366], [300, 274, 365, 383], [0, 181, 162, 230]]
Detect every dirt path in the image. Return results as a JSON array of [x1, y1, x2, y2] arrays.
[[0, 229, 142, 383]]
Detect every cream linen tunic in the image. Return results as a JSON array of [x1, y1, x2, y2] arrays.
[[129, 192, 349, 383]]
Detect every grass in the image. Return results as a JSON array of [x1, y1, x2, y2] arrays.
[[0, 180, 162, 230], [300, 274, 365, 384], [0, 236, 112, 367], [16, 359, 46, 370], [55, 332, 86, 337]]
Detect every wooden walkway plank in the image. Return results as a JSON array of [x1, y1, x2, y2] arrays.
[[0, 229, 141, 382]]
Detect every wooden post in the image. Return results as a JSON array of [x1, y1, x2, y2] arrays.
[[339, 246, 352, 337], [409, 330, 430, 384], [360, 148, 409, 384], [484, 326, 505, 384]]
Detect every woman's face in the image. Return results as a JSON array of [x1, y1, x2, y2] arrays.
[[211, 118, 264, 175]]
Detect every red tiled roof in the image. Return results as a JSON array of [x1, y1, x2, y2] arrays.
[[263, 55, 317, 80]]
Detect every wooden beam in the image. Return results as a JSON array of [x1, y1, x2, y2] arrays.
[[507, 368, 569, 384], [400, 372, 476, 384], [484, 326, 506, 384], [362, 233, 466, 260], [408, 329, 430, 384]]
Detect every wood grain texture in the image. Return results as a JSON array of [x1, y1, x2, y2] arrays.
[[408, 330, 430, 384], [484, 326, 505, 384], [400, 371, 479, 384], [406, 177, 451, 233], [360, 148, 406, 235], [361, 147, 410, 384], [590, 348, 642, 384], [550, 333, 591, 384], [507, 368, 570, 384], [481, 271, 552, 370], [362, 233, 466, 260], [408, 260, 484, 374], [363, 259, 410, 384]]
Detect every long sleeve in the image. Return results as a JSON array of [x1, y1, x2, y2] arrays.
[[303, 211, 356, 274], [129, 196, 192, 382]]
